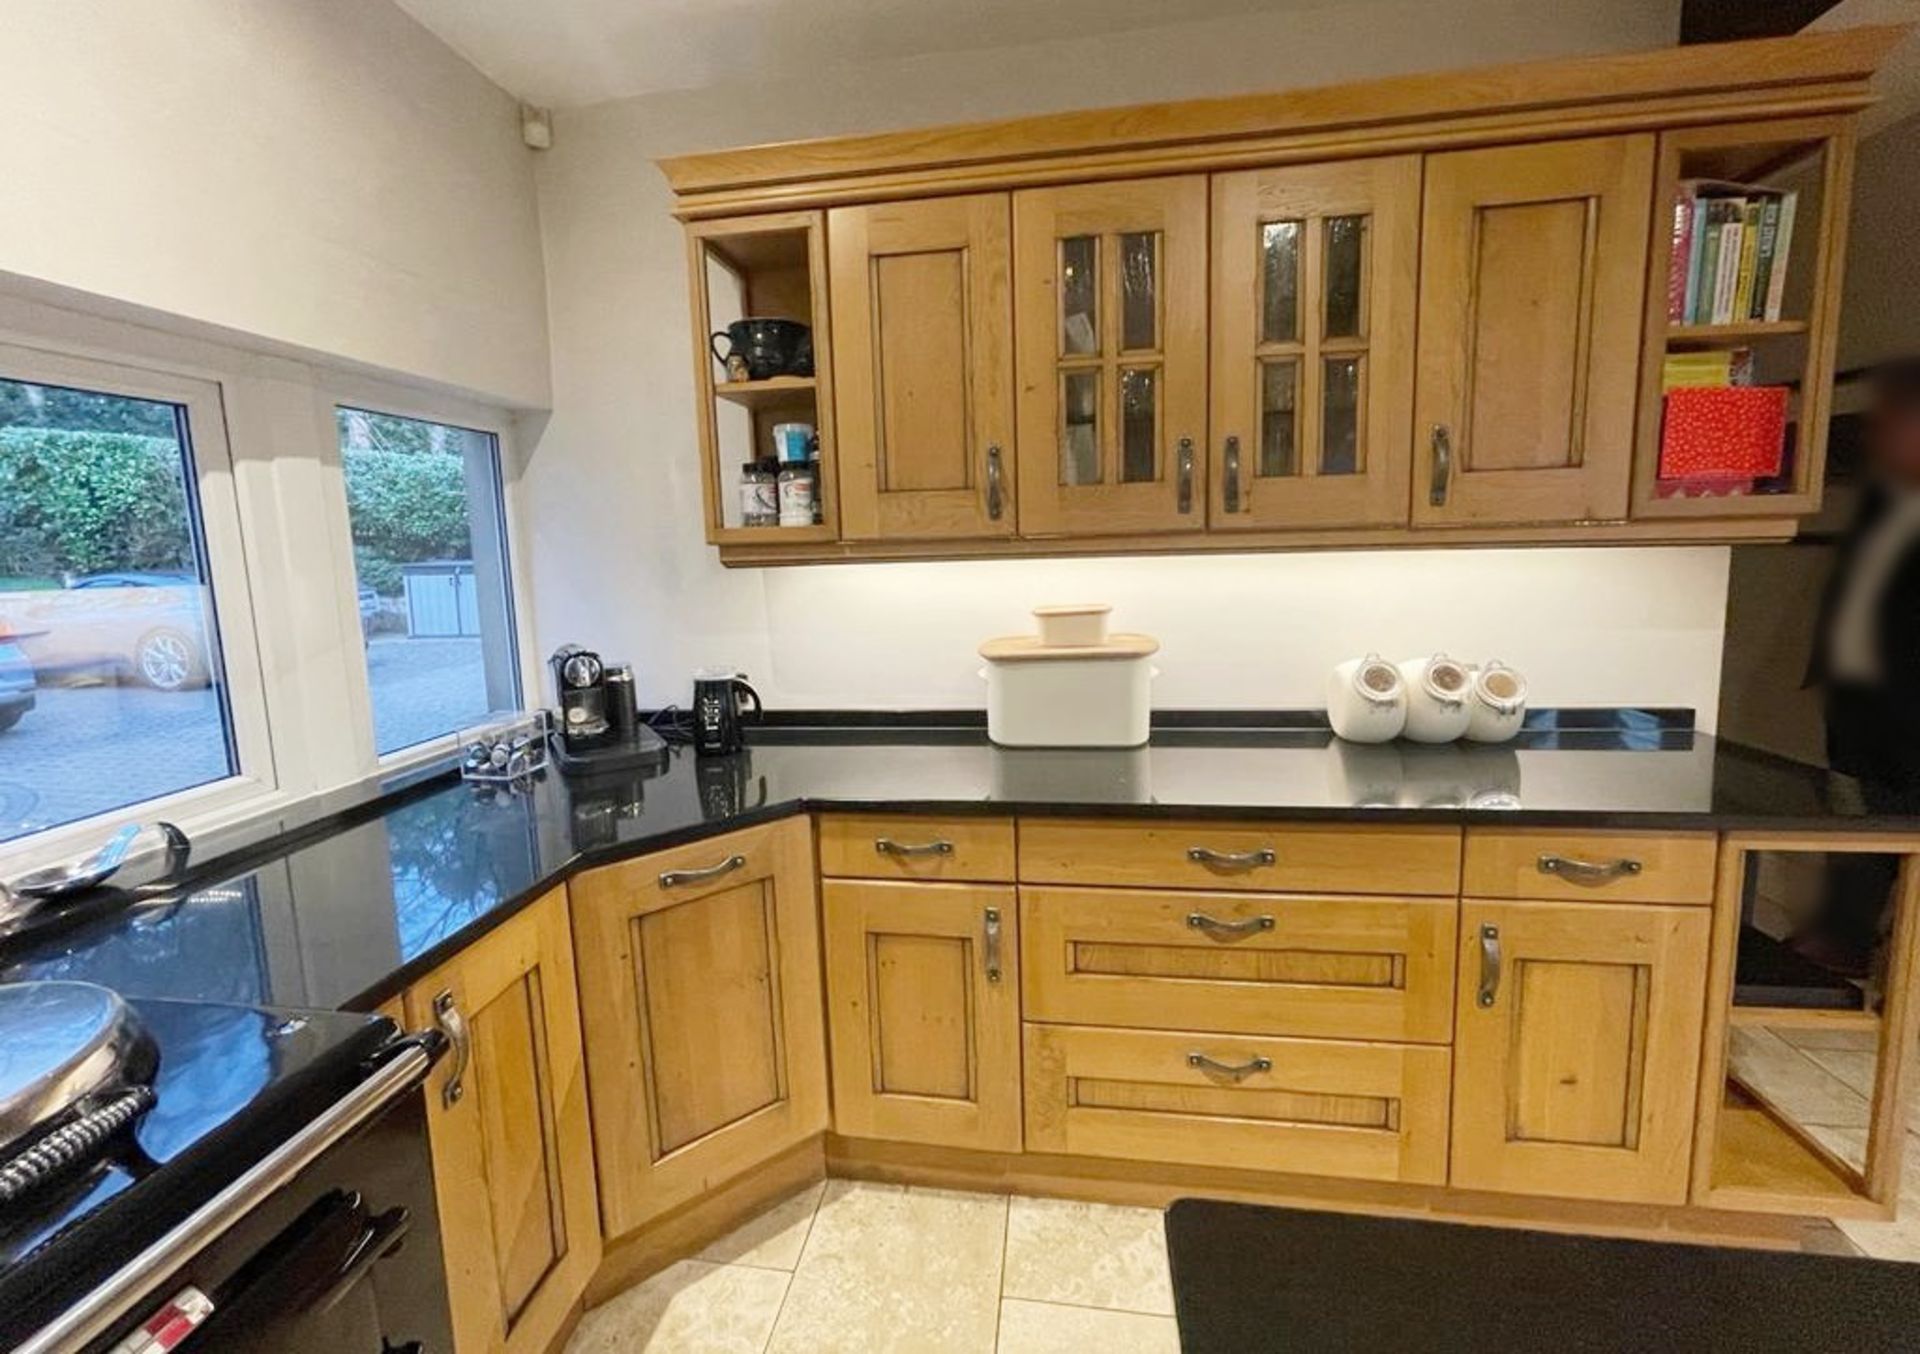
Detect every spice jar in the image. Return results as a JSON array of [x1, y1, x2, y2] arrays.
[[778, 462, 815, 526], [739, 461, 778, 527]]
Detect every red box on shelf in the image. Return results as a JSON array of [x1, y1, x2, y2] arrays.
[[1658, 385, 1789, 486]]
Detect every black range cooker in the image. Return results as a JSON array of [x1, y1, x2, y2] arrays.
[[0, 982, 451, 1352]]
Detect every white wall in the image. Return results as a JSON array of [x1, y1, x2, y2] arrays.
[[0, 0, 549, 408], [524, 0, 1733, 721]]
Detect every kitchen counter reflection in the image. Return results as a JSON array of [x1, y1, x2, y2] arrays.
[[4, 724, 1911, 1015]]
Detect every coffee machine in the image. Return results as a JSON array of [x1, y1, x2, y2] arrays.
[[549, 644, 610, 741], [548, 644, 667, 775]]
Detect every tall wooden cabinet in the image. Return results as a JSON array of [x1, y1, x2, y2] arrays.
[[404, 888, 599, 1354], [569, 818, 828, 1240], [828, 194, 1016, 540], [1412, 136, 1654, 527]]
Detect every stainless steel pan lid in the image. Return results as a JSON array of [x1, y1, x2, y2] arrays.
[[0, 982, 157, 1157]]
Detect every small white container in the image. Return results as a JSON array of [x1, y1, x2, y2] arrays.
[[1397, 654, 1472, 743], [1032, 603, 1112, 647], [979, 632, 1159, 747], [1326, 654, 1406, 744], [1465, 660, 1529, 743]]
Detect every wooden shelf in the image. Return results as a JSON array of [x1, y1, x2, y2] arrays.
[[1709, 1086, 1868, 1208], [1665, 320, 1809, 347], [1728, 1005, 1877, 1032], [714, 376, 816, 409], [710, 522, 839, 546]]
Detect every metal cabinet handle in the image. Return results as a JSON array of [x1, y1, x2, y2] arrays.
[[875, 838, 954, 858], [1187, 912, 1276, 938], [984, 907, 1003, 984], [432, 990, 470, 1107], [1538, 854, 1644, 884], [986, 444, 1005, 521], [1476, 924, 1502, 1008], [1187, 1051, 1272, 1080], [1177, 437, 1194, 514], [1223, 435, 1242, 514], [1187, 846, 1277, 871], [1429, 423, 1452, 507], [659, 853, 746, 888]]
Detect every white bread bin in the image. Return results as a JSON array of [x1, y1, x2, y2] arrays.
[[979, 632, 1160, 747]]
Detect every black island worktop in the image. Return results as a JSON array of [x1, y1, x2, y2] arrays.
[[5, 713, 1915, 1017]]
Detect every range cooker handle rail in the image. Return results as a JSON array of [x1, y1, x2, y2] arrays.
[[15, 1038, 437, 1354]]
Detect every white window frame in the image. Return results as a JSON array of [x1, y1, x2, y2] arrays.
[[0, 339, 280, 864]]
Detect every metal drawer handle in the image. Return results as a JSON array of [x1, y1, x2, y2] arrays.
[[1187, 1052, 1272, 1081], [984, 907, 1003, 984], [875, 838, 954, 858], [1476, 923, 1502, 1008], [1223, 435, 1242, 514], [986, 444, 1005, 521], [1429, 423, 1452, 507], [659, 853, 747, 887], [1187, 912, 1276, 938], [1187, 846, 1277, 871], [1177, 437, 1195, 514], [432, 990, 470, 1107], [1538, 854, 1643, 884]]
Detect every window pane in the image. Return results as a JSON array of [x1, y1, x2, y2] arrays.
[[1120, 367, 1157, 483], [1322, 356, 1363, 475], [1120, 232, 1158, 352], [1060, 236, 1099, 356], [1061, 371, 1101, 486], [339, 409, 520, 754], [1260, 220, 1301, 345], [1324, 215, 1369, 339], [1258, 361, 1298, 477], [0, 376, 237, 843]]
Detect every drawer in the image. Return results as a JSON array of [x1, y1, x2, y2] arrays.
[[818, 814, 1015, 882], [1463, 829, 1716, 905], [1024, 1023, 1450, 1185], [1018, 818, 1461, 895], [1022, 887, 1456, 1043]]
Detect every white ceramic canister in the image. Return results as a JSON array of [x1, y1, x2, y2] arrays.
[[1326, 654, 1406, 743], [1396, 654, 1472, 743], [1465, 660, 1529, 743]]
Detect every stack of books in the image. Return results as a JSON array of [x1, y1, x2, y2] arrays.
[[1666, 180, 1798, 327]]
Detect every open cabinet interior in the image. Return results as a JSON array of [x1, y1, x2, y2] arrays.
[[1696, 839, 1920, 1216]]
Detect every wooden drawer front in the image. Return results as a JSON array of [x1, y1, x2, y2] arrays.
[[1018, 819, 1461, 895], [1022, 887, 1457, 1043], [1025, 1023, 1450, 1185], [1463, 829, 1716, 904], [819, 814, 1016, 882]]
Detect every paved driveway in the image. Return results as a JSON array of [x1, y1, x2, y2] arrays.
[[0, 637, 494, 843]]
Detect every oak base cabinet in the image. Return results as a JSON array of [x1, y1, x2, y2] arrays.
[[570, 818, 829, 1241], [404, 888, 599, 1354]]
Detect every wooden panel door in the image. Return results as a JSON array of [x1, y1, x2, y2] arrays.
[[1413, 136, 1654, 526], [829, 195, 1015, 539], [1451, 898, 1709, 1204], [1210, 156, 1419, 529], [1014, 176, 1209, 537], [569, 818, 828, 1241], [822, 880, 1022, 1150], [405, 888, 599, 1354]]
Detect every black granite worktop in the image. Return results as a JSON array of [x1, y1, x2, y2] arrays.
[[4, 716, 1915, 1016]]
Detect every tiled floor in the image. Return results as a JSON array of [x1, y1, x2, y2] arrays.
[[566, 1182, 1179, 1354], [570, 1030, 1920, 1352]]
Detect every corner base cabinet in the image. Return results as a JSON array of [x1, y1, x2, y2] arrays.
[[569, 818, 829, 1241]]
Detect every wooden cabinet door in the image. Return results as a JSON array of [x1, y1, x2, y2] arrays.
[[1210, 156, 1419, 529], [1413, 136, 1653, 526], [569, 818, 827, 1241], [829, 195, 1015, 540], [1451, 898, 1709, 1204], [405, 888, 599, 1354], [1014, 176, 1209, 537], [822, 880, 1022, 1151]]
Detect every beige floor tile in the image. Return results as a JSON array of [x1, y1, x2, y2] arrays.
[[567, 1259, 789, 1354], [693, 1180, 824, 1271], [1730, 1027, 1871, 1128], [1001, 1196, 1173, 1316], [995, 1298, 1181, 1353], [766, 1180, 1008, 1353]]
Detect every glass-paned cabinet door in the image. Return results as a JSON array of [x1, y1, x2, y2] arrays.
[[1014, 177, 1208, 537], [1210, 157, 1420, 529]]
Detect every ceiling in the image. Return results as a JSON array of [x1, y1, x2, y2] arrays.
[[389, 0, 1364, 107]]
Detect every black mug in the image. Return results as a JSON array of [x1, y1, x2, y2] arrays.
[[710, 318, 810, 382], [692, 670, 762, 756]]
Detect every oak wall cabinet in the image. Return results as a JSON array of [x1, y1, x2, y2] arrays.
[[665, 27, 1896, 565], [404, 888, 600, 1354], [568, 817, 828, 1241]]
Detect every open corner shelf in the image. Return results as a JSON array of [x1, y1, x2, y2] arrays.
[[1709, 1082, 1872, 1211], [714, 375, 817, 410]]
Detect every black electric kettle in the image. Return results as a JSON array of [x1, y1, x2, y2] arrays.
[[691, 669, 762, 756]]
